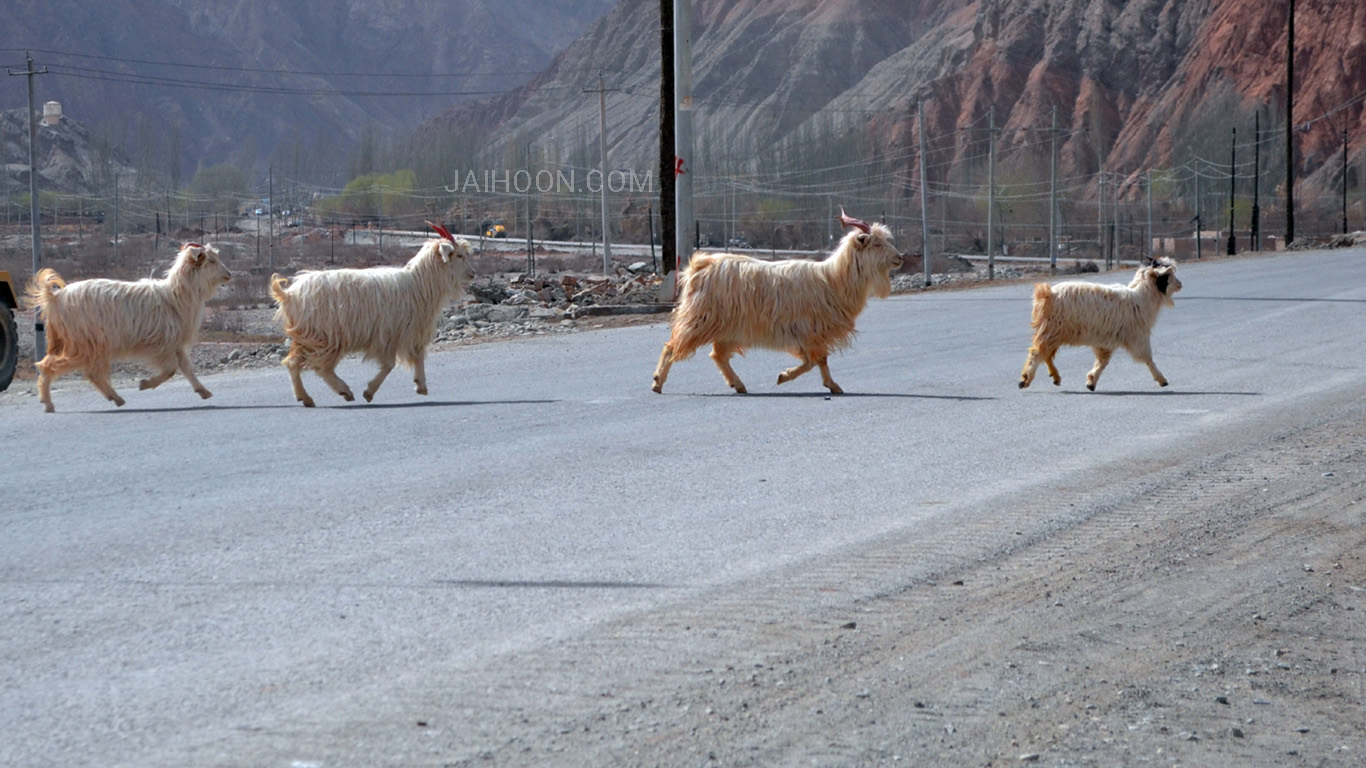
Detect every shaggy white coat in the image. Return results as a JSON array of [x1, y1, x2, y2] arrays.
[[270, 237, 473, 406], [1018, 259, 1181, 391], [25, 243, 231, 412], [652, 222, 903, 394]]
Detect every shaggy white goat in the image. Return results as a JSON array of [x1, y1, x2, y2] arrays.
[[652, 210, 903, 394], [1018, 257, 1182, 391], [270, 222, 474, 407], [25, 243, 231, 413]]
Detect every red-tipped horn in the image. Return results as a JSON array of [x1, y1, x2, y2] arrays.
[[184, 242, 203, 249], [425, 220, 455, 243], [838, 207, 871, 234]]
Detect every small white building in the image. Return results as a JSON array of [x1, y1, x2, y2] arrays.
[[41, 101, 62, 126]]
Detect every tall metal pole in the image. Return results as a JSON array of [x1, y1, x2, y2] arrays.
[[986, 106, 996, 280], [1195, 161, 1203, 260], [1286, 0, 1295, 244], [674, 0, 695, 272], [658, 0, 676, 276], [918, 100, 931, 286], [1097, 172, 1105, 267], [1146, 169, 1153, 261], [9, 52, 47, 357], [1050, 106, 1058, 273], [1227, 127, 1237, 255], [1253, 110, 1262, 250], [268, 165, 275, 271], [1342, 129, 1349, 235], [596, 72, 613, 273]]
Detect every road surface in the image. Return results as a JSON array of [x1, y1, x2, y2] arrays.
[[2, 248, 1364, 766]]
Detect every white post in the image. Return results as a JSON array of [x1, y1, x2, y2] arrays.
[[1049, 106, 1058, 273], [919, 100, 931, 286], [987, 106, 996, 280], [674, 0, 695, 271], [597, 72, 612, 273]]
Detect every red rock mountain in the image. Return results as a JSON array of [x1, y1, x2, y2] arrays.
[[426, 0, 1364, 203]]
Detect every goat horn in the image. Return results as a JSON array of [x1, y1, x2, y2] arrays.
[[425, 220, 455, 243], [184, 242, 203, 249], [838, 207, 871, 234]]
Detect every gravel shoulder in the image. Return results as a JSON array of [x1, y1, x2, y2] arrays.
[[337, 396, 1364, 768]]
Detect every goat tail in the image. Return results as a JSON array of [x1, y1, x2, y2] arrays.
[[1029, 282, 1055, 330], [24, 268, 66, 311], [268, 274, 291, 306]]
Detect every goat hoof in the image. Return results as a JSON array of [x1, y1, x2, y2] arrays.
[[1158, 381, 1169, 388], [363, 391, 375, 403], [198, 389, 212, 400], [827, 385, 843, 395], [43, 403, 55, 413], [1018, 380, 1028, 389], [302, 400, 315, 408], [1086, 383, 1096, 392], [651, 384, 663, 394], [138, 379, 153, 390], [341, 392, 354, 402], [734, 385, 748, 394], [415, 387, 428, 396]]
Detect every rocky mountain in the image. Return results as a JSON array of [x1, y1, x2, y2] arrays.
[[0, 108, 132, 197], [1, 0, 615, 184], [423, 0, 1364, 202]]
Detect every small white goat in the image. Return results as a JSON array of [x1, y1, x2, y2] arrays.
[[1018, 257, 1181, 391], [652, 210, 903, 394], [270, 222, 474, 407], [25, 243, 231, 413]]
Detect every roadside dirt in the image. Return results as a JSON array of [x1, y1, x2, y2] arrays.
[[368, 399, 1364, 768]]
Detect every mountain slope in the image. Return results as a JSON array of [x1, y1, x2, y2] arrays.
[[422, 0, 1364, 202], [1, 0, 615, 181]]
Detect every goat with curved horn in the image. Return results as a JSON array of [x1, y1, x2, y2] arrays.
[[838, 207, 871, 234], [425, 220, 455, 243]]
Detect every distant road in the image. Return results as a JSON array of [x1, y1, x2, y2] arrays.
[[3, 247, 1365, 766]]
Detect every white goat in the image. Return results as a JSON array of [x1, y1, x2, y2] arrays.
[[1018, 257, 1182, 391], [270, 222, 474, 407], [652, 210, 903, 394], [24, 243, 232, 413]]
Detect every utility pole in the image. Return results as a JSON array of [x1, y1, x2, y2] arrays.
[[1146, 169, 1153, 261], [1286, 0, 1295, 244], [1342, 129, 1349, 235], [674, 0, 695, 275], [1228, 127, 1237, 256], [8, 51, 47, 357], [918, 100, 931, 286], [586, 72, 618, 273], [1253, 110, 1262, 250], [1195, 161, 1204, 260], [987, 106, 996, 280], [659, 0, 676, 276], [526, 143, 535, 275], [1050, 106, 1058, 273], [268, 165, 275, 271], [1097, 172, 1105, 267]]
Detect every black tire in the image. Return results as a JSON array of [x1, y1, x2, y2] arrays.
[[0, 306, 17, 393]]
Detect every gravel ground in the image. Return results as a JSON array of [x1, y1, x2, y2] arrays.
[[408, 400, 1366, 768]]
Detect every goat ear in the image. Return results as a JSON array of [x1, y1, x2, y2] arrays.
[[1155, 270, 1171, 295], [856, 233, 870, 248], [439, 241, 453, 263]]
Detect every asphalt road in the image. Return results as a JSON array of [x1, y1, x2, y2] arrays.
[[3, 247, 1365, 766]]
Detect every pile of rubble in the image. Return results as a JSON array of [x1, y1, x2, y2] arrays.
[[434, 268, 667, 344]]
